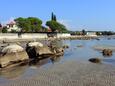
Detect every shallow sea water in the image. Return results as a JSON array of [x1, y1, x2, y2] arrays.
[[0, 36, 115, 82]]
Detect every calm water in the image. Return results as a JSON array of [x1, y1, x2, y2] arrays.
[[0, 36, 115, 82]]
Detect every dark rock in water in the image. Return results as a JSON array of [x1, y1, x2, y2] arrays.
[[107, 38, 111, 40], [95, 38, 100, 40], [26, 42, 53, 59], [63, 45, 69, 49], [76, 45, 83, 48], [102, 49, 112, 56], [26, 45, 37, 59], [89, 58, 101, 63]]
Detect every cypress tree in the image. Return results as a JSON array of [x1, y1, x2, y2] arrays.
[[51, 12, 54, 21], [54, 15, 57, 21]]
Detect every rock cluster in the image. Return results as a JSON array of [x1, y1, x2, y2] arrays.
[[89, 49, 113, 63], [0, 41, 65, 68], [26, 42, 53, 59]]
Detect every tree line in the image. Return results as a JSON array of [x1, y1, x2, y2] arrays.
[[1, 12, 68, 33]]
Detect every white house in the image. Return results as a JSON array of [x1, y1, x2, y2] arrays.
[[6, 21, 21, 32]]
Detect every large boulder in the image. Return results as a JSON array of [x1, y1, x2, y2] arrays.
[[26, 42, 53, 59], [0, 44, 29, 68], [102, 49, 112, 56]]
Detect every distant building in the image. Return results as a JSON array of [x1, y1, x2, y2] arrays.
[[6, 20, 21, 32], [86, 32, 97, 36]]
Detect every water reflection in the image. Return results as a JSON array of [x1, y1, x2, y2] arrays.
[[50, 56, 62, 64], [0, 56, 63, 79], [0, 65, 28, 79]]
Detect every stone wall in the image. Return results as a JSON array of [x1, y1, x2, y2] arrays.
[[0, 33, 18, 39], [0, 33, 71, 40], [57, 33, 71, 38]]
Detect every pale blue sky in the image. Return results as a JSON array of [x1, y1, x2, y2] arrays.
[[0, 0, 115, 31]]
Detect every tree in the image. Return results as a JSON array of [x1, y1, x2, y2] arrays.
[[51, 12, 54, 21], [27, 17, 42, 32], [96, 32, 101, 35], [82, 29, 86, 35], [15, 17, 42, 32], [15, 17, 29, 32], [46, 20, 68, 32], [51, 12, 57, 21], [2, 27, 7, 33], [53, 15, 57, 21]]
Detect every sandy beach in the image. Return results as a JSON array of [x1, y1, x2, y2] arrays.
[[1, 60, 115, 86]]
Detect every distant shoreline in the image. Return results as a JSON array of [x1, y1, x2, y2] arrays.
[[0, 35, 100, 43]]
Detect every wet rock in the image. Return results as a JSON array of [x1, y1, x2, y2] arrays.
[[95, 38, 100, 40], [77, 45, 83, 48], [0, 44, 29, 68], [102, 49, 112, 56], [50, 56, 61, 63], [50, 47, 64, 56], [26, 45, 37, 59], [89, 58, 101, 63], [63, 45, 69, 49], [26, 42, 53, 59]]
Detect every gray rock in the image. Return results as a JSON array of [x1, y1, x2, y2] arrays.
[[0, 44, 29, 68], [26, 42, 53, 59]]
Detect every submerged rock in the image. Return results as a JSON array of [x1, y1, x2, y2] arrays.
[[76, 45, 83, 48], [89, 58, 101, 63], [63, 45, 69, 49], [102, 49, 112, 56], [50, 46, 64, 56], [0, 44, 29, 68]]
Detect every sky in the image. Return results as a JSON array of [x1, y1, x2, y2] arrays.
[[0, 0, 115, 31]]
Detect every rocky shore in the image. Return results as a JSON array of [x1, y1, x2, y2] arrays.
[[0, 40, 65, 68]]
